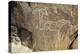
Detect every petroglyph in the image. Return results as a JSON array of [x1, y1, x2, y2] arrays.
[[9, 2, 78, 52]]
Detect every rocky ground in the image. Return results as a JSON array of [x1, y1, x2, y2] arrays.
[[9, 25, 32, 53], [10, 42, 32, 53]]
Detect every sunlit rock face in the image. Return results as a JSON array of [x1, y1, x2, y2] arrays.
[[9, 1, 78, 52], [31, 3, 78, 50]]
